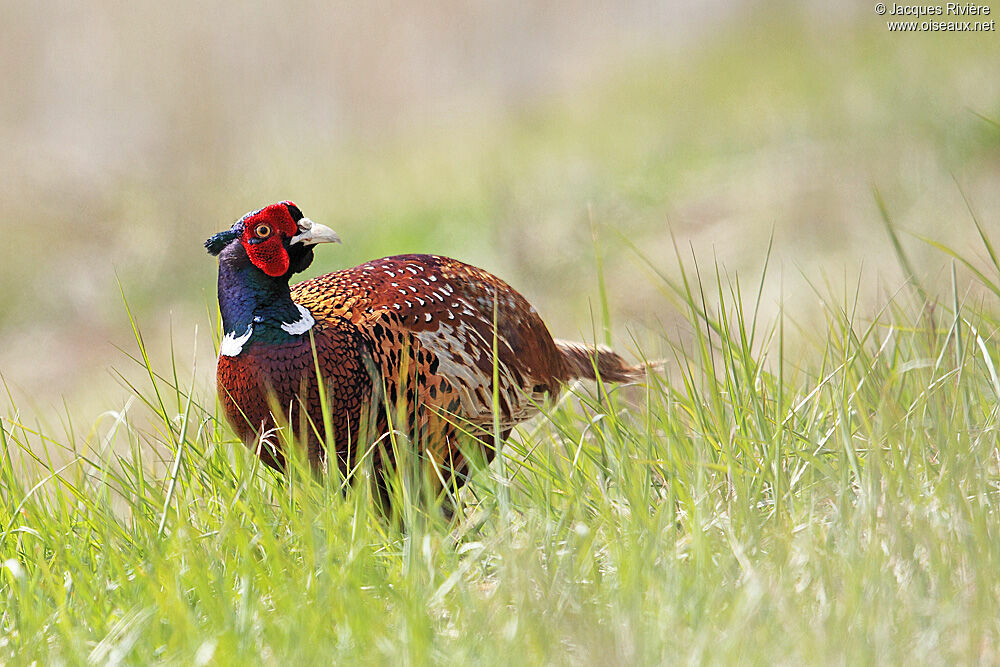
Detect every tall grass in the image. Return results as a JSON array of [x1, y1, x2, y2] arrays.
[[2, 216, 1000, 664]]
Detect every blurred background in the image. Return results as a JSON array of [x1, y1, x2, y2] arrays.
[[1, 1, 998, 424]]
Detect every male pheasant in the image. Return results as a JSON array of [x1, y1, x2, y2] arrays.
[[207, 201, 643, 484]]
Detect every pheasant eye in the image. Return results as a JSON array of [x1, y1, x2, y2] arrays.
[[254, 223, 272, 238]]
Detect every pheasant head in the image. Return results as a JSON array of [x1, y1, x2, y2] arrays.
[[205, 201, 340, 278]]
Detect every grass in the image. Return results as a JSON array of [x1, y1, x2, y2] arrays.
[[2, 213, 1000, 664]]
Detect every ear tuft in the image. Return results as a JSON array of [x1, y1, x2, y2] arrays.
[[205, 228, 239, 255]]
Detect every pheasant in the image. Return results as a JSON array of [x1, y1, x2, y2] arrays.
[[206, 201, 644, 485]]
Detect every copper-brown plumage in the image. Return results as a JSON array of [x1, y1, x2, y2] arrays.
[[208, 203, 644, 485]]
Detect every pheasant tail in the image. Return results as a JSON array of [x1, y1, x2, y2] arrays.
[[555, 339, 647, 383]]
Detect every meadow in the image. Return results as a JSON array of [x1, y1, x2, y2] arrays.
[[2, 5, 1000, 664]]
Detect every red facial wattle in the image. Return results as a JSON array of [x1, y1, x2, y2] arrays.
[[240, 202, 300, 277], [245, 235, 289, 277]]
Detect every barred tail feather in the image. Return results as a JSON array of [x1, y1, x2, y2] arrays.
[[554, 339, 649, 383]]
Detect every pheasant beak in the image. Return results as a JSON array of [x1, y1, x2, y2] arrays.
[[290, 217, 341, 246]]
